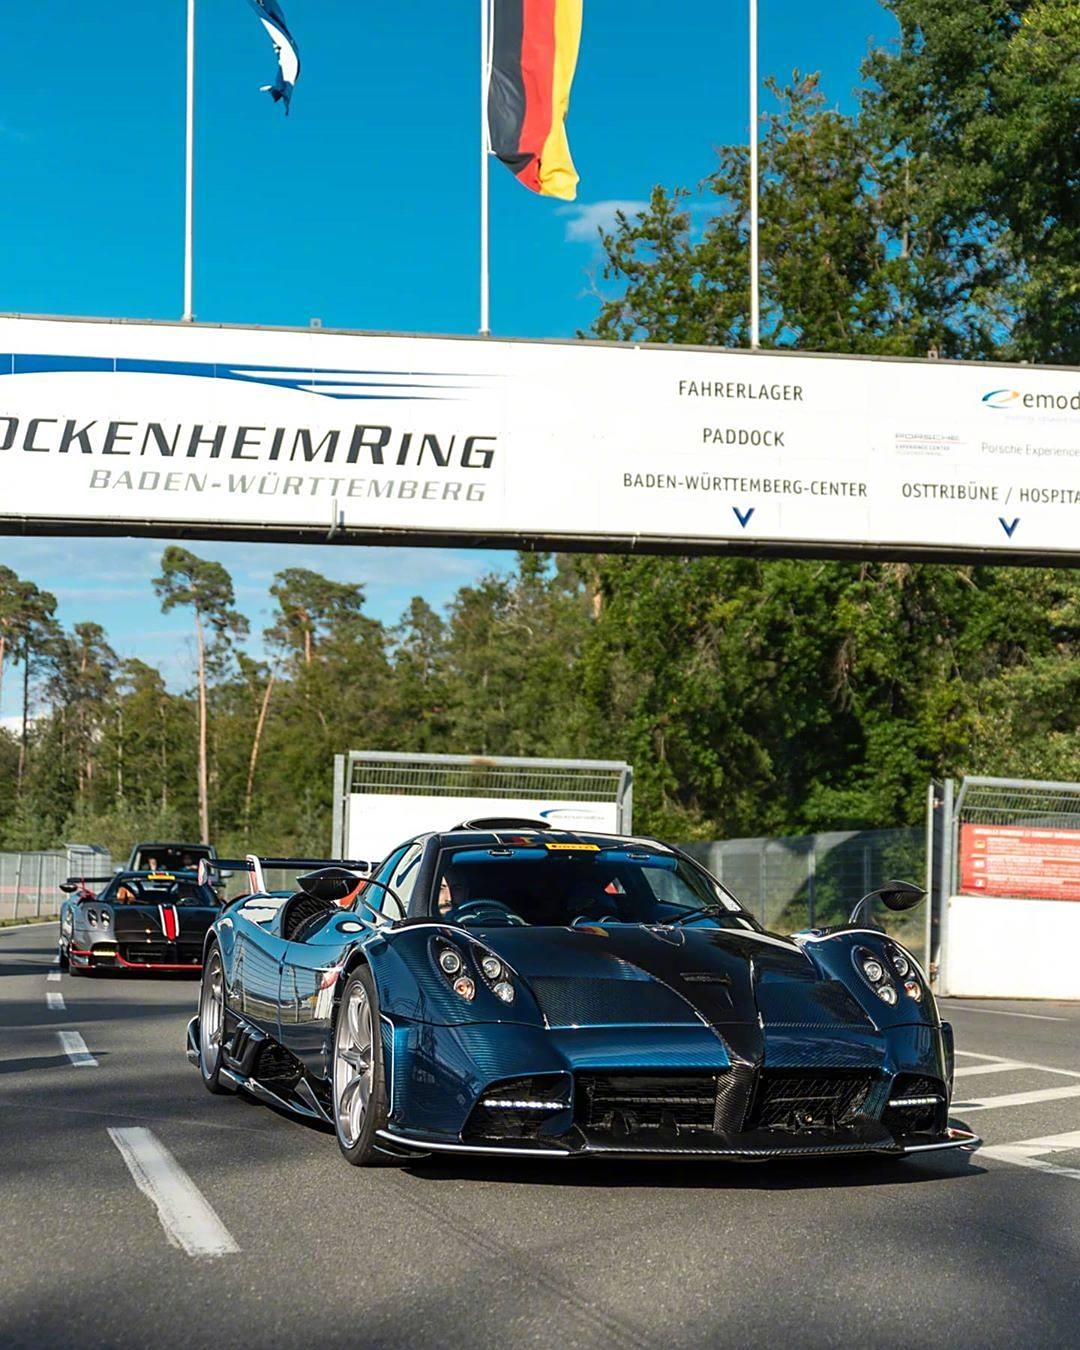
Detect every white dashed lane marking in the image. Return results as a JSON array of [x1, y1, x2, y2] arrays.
[[107, 1127, 240, 1258], [57, 1031, 97, 1067], [46, 971, 61, 982], [946, 1004, 1067, 1022], [46, 991, 65, 1011], [982, 1130, 1080, 1182]]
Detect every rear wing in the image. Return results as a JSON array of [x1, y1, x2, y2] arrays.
[[198, 854, 371, 895], [61, 868, 200, 895]]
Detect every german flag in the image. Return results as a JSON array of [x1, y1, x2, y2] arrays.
[[488, 0, 583, 201]]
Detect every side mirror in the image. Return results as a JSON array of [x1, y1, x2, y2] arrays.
[[877, 879, 926, 912], [59, 882, 78, 894], [849, 879, 925, 925]]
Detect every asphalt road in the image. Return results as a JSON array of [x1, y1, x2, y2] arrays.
[[3, 921, 1080, 1349]]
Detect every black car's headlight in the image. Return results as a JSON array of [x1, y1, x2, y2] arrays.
[[97, 907, 112, 929], [477, 951, 515, 1004], [86, 909, 97, 927], [854, 947, 898, 1004]]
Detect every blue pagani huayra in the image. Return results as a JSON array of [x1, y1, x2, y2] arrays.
[[186, 824, 980, 1166]]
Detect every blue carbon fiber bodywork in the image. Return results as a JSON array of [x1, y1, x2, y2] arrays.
[[197, 851, 966, 1158]]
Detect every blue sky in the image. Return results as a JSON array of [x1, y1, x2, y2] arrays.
[[0, 0, 896, 719]]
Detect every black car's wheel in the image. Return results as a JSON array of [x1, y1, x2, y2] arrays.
[[57, 940, 69, 971], [333, 966, 390, 1166], [198, 945, 229, 1094]]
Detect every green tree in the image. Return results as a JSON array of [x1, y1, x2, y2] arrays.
[[153, 548, 248, 842], [863, 0, 1080, 363]]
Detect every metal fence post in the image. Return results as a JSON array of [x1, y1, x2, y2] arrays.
[[938, 778, 955, 995], [35, 854, 44, 916], [13, 852, 24, 920], [807, 845, 816, 928]]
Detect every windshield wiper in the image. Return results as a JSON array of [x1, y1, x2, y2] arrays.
[[665, 905, 727, 927]]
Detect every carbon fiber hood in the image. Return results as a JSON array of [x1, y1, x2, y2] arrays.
[[110, 904, 218, 939], [472, 924, 865, 1031]]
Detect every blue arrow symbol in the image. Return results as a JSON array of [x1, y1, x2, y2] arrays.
[[733, 506, 755, 528], [999, 517, 1020, 538]]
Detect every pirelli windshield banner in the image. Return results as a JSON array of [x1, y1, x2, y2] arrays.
[[0, 314, 1077, 562]]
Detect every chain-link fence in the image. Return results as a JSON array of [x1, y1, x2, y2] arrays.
[[0, 846, 113, 922], [682, 828, 927, 964]]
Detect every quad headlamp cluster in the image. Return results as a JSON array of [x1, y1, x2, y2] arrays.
[[85, 906, 112, 929], [433, 939, 515, 1005], [854, 943, 923, 1005]]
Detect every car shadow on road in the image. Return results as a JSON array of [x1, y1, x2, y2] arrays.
[[403, 1147, 986, 1191], [0, 1052, 109, 1075]]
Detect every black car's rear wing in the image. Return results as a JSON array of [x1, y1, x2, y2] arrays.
[[198, 854, 372, 894], [60, 868, 200, 895]]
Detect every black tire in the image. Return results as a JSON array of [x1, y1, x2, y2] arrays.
[[332, 966, 391, 1166], [68, 962, 88, 977], [57, 941, 69, 972], [198, 944, 230, 1094]]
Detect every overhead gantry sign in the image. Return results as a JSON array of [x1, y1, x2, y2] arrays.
[[0, 313, 1077, 566]]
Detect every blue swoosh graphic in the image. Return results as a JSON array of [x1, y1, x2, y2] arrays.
[[0, 353, 493, 401]]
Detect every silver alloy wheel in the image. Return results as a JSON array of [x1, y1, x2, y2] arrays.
[[200, 950, 224, 1078], [334, 981, 374, 1148]]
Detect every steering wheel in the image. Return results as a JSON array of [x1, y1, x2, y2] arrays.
[[452, 899, 527, 927]]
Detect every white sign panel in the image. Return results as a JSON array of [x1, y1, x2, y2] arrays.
[[1, 314, 1077, 560], [345, 795, 619, 863]]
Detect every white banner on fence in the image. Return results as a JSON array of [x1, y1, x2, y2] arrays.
[[1, 314, 1077, 559]]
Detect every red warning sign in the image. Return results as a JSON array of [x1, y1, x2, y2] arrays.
[[959, 824, 1080, 902]]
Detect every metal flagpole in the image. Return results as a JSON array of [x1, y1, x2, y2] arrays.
[[183, 0, 195, 322], [479, 0, 491, 336], [748, 0, 760, 348]]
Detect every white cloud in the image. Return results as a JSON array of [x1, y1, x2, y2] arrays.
[[556, 199, 650, 244]]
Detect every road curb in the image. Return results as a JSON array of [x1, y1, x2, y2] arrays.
[[0, 919, 60, 935]]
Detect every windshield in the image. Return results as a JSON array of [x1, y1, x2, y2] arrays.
[[130, 846, 213, 872], [429, 843, 755, 930], [103, 876, 218, 907]]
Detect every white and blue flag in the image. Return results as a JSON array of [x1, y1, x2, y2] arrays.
[[245, 0, 300, 113]]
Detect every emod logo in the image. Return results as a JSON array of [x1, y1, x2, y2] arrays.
[[982, 387, 1080, 413]]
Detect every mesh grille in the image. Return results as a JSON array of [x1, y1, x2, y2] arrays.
[[577, 1074, 719, 1133], [749, 1072, 876, 1130]]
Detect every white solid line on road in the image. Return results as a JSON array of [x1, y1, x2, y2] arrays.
[[981, 1130, 1080, 1183], [957, 1084, 1080, 1113], [953, 1049, 1080, 1080], [47, 971, 61, 982], [943, 1003, 1068, 1022], [107, 1127, 240, 1258], [0, 920, 60, 936], [57, 1031, 97, 1068], [46, 991, 65, 1011], [953, 1061, 1028, 1078]]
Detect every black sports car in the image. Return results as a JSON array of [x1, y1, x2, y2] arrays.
[[59, 870, 222, 974], [186, 826, 979, 1166]]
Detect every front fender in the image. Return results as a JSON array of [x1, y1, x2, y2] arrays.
[[356, 924, 546, 1030]]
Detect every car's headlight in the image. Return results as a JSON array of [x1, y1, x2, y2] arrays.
[[438, 946, 463, 976], [889, 948, 911, 979], [86, 909, 97, 927], [97, 907, 112, 928]]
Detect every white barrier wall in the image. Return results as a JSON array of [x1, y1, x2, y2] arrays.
[[345, 795, 620, 865], [943, 893, 1080, 999]]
